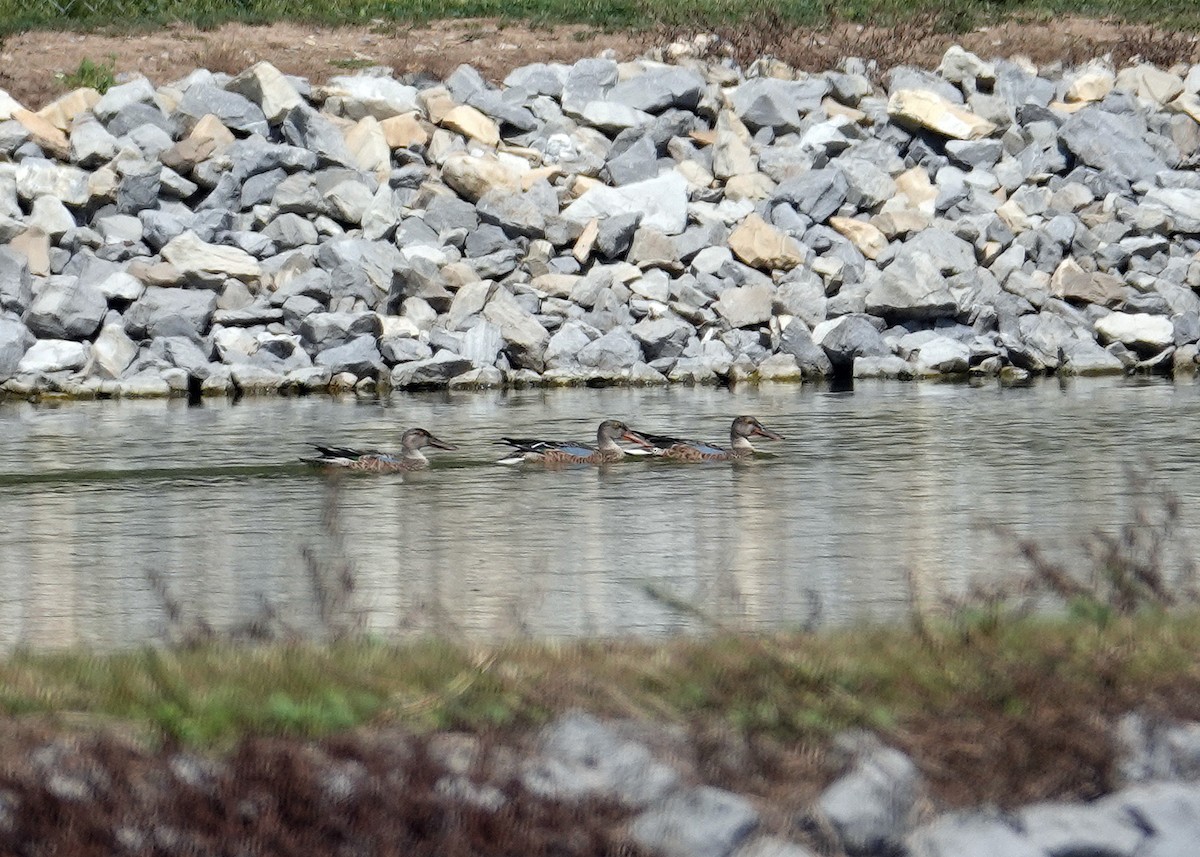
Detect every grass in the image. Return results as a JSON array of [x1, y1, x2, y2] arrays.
[[57, 55, 118, 93], [3, 0, 1200, 38]]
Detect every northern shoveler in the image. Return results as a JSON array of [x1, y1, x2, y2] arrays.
[[631, 415, 783, 461], [497, 419, 652, 465], [305, 428, 458, 473]]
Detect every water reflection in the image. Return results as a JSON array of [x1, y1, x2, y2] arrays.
[[0, 378, 1197, 651]]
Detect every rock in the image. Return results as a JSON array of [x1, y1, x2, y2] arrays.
[[441, 153, 521, 202], [161, 231, 262, 283], [315, 334, 384, 378], [577, 327, 642, 371], [299, 311, 382, 350], [729, 214, 804, 271], [1095, 312, 1175, 352], [391, 351, 475, 388], [913, 336, 971, 375], [715, 284, 774, 329], [0, 317, 34, 378], [813, 315, 890, 370], [631, 787, 759, 857], [888, 89, 997, 140], [1017, 801, 1146, 857], [17, 339, 89, 373], [1142, 188, 1200, 233], [1050, 258, 1124, 306], [816, 743, 921, 854], [226, 61, 303, 123], [779, 319, 833, 378], [773, 169, 849, 223], [320, 74, 419, 120], [23, 276, 106, 340], [124, 288, 218, 340], [84, 323, 135, 380], [1058, 108, 1171, 183], [829, 216, 888, 260], [1060, 338, 1125, 375], [907, 812, 1042, 857], [562, 171, 689, 235], [482, 287, 550, 371], [523, 712, 679, 809]]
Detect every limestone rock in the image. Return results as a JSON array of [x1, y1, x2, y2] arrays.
[[887, 89, 997, 140]]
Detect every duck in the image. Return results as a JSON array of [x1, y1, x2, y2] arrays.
[[305, 428, 458, 473], [497, 419, 653, 465], [631, 415, 783, 461]]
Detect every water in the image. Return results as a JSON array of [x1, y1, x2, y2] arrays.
[[1, 378, 1197, 651]]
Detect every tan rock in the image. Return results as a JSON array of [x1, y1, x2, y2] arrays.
[[419, 86, 456, 124], [440, 152, 521, 202], [9, 228, 50, 277], [161, 114, 235, 172], [88, 166, 118, 203], [729, 212, 804, 271], [1050, 258, 1124, 306], [676, 159, 714, 190], [893, 167, 938, 213], [830, 216, 888, 260], [1065, 69, 1115, 103], [36, 88, 100, 131], [1049, 100, 1090, 115], [441, 105, 500, 147], [870, 209, 931, 239], [1171, 93, 1200, 124], [996, 197, 1035, 232], [724, 172, 776, 201], [344, 115, 391, 180], [1116, 64, 1185, 105], [227, 61, 303, 123], [712, 110, 757, 180], [128, 260, 185, 286], [887, 89, 996, 140], [688, 128, 717, 147], [162, 231, 262, 282], [573, 218, 599, 264], [520, 165, 562, 191], [380, 112, 429, 149], [821, 97, 867, 125], [12, 109, 69, 159]]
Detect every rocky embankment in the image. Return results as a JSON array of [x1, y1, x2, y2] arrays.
[[4, 710, 1200, 856], [2, 44, 1200, 397]]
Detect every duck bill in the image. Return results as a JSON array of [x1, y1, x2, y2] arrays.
[[622, 430, 654, 448], [427, 434, 458, 451], [753, 426, 783, 441]]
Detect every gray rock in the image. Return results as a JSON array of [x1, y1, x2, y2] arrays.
[[816, 745, 921, 854], [523, 712, 680, 809], [177, 84, 269, 136], [606, 135, 659, 186], [280, 104, 353, 166], [459, 320, 505, 366], [17, 339, 89, 373], [561, 58, 619, 115], [124, 288, 218, 340], [774, 169, 849, 223], [545, 320, 597, 368], [0, 317, 34, 378], [730, 77, 829, 132], [1058, 108, 1172, 183], [315, 334, 384, 377], [391, 351, 475, 388], [576, 327, 642, 370], [779, 319, 834, 378], [631, 786, 759, 857], [867, 255, 958, 321], [608, 67, 706, 113], [1060, 337, 1125, 375], [483, 287, 550, 371], [87, 322, 138, 379], [23, 276, 107, 340], [813, 315, 890, 370], [562, 171, 689, 235], [907, 812, 1043, 857], [631, 315, 692, 362], [299, 311, 383, 350], [715, 284, 774, 329], [597, 212, 642, 260], [1017, 801, 1145, 857], [477, 189, 546, 239], [0, 249, 32, 313]]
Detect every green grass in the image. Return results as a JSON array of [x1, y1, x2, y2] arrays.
[[58, 55, 118, 93], [3, 608, 1200, 750], [2, 0, 1200, 37]]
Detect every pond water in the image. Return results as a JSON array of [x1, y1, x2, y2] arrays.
[[1, 378, 1197, 652]]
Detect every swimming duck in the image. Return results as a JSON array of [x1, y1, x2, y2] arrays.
[[306, 428, 458, 473], [497, 420, 652, 465], [632, 415, 783, 461]]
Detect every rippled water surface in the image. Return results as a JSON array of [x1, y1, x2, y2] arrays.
[[2, 378, 1198, 651]]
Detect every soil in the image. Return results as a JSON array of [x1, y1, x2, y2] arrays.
[[2, 17, 1199, 111]]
